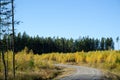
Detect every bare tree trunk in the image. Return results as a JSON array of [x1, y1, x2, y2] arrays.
[[6, 40, 9, 80], [0, 53, 2, 72], [11, 0, 15, 78], [1, 51, 7, 80], [118, 42, 119, 50]]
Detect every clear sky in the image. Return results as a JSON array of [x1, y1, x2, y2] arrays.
[[15, 0, 120, 49]]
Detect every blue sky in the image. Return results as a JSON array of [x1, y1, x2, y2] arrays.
[[15, 0, 120, 49]]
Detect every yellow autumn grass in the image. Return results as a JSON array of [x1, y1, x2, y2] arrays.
[[0, 47, 120, 79], [0, 47, 61, 80], [40, 50, 120, 76]]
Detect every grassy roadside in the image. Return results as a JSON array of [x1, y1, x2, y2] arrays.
[[1, 48, 120, 80], [40, 50, 120, 80], [75, 63, 120, 80], [0, 68, 62, 80], [0, 48, 62, 80], [94, 64, 120, 80]]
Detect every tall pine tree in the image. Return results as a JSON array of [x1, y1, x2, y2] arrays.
[[0, 0, 13, 80]]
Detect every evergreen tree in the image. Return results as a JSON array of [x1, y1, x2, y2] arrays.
[[100, 37, 105, 50], [0, 0, 11, 80], [116, 36, 119, 50], [13, 32, 115, 54], [105, 38, 114, 50]]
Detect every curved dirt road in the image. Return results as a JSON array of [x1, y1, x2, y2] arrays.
[[55, 64, 104, 80]]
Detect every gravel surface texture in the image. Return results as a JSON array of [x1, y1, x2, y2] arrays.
[[55, 64, 104, 80]]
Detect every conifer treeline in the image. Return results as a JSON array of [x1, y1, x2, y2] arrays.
[[3, 32, 114, 54]]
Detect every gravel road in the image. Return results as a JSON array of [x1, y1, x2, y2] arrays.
[[55, 64, 104, 80]]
